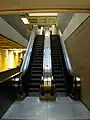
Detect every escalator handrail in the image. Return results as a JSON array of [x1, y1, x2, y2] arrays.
[[58, 30, 73, 75], [0, 71, 22, 84], [58, 30, 81, 98], [20, 27, 37, 73]]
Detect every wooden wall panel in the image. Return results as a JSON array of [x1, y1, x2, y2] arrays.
[[65, 16, 90, 109]]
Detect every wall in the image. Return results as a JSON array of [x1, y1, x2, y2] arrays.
[[0, 49, 8, 71], [0, 49, 23, 72], [57, 13, 74, 33], [62, 13, 90, 41], [65, 16, 90, 109]]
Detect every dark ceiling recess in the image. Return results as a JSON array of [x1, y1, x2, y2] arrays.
[[1, 14, 30, 40]]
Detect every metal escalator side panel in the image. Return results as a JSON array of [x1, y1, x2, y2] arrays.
[[20, 27, 37, 72], [58, 30, 73, 74], [57, 33, 75, 95]]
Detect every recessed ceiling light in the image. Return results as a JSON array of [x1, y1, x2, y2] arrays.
[[28, 13, 57, 17], [21, 18, 29, 24]]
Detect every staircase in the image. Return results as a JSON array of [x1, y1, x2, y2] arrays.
[[28, 35, 44, 96], [50, 35, 66, 96]]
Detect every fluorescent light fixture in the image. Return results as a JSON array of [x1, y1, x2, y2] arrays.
[[21, 18, 29, 24], [28, 13, 57, 16]]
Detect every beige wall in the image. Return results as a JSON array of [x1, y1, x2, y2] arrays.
[[0, 0, 90, 11], [65, 16, 90, 109]]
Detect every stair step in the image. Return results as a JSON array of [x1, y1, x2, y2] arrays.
[[32, 61, 42, 64], [28, 83, 40, 87], [31, 67, 42, 70], [29, 83, 40, 86], [31, 70, 42, 73], [32, 60, 42, 64], [35, 46, 43, 48], [55, 83, 65, 87], [29, 88, 40, 92], [28, 92, 40, 96], [52, 66, 63, 69], [29, 78, 41, 82], [31, 73, 42, 77], [56, 92, 67, 96], [56, 88, 66, 92], [54, 78, 65, 82], [52, 64, 62, 67], [34, 55, 43, 57], [31, 64, 42, 66], [32, 58, 42, 60], [54, 74, 64, 78], [27, 35, 44, 96], [52, 71, 63, 74], [52, 62, 62, 64]]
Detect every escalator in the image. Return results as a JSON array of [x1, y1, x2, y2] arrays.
[[22, 33, 79, 98], [23, 35, 44, 96], [50, 35, 67, 96]]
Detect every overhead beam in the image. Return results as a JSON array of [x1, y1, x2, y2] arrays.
[[0, 9, 90, 14], [0, 0, 90, 13]]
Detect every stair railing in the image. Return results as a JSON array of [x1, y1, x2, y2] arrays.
[[20, 27, 37, 72]]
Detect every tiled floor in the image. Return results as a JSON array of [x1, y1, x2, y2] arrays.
[[2, 97, 90, 120]]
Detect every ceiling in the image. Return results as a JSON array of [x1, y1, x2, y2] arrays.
[[0, 0, 90, 13], [0, 34, 25, 49], [1, 14, 30, 40]]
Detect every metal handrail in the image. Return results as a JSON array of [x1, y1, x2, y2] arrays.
[[20, 27, 37, 72], [0, 72, 22, 84], [58, 30, 73, 74], [58, 30, 81, 99]]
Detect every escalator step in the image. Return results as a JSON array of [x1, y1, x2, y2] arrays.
[[52, 71, 63, 74], [28, 92, 40, 96], [56, 88, 66, 92], [28, 84, 40, 88], [31, 70, 42, 73], [55, 83, 65, 87], [30, 79, 41, 82], [56, 92, 67, 96], [31, 64, 42, 66], [31, 67, 42, 70], [26, 35, 44, 96], [29, 88, 40, 92], [54, 78, 65, 82], [51, 35, 67, 96]]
